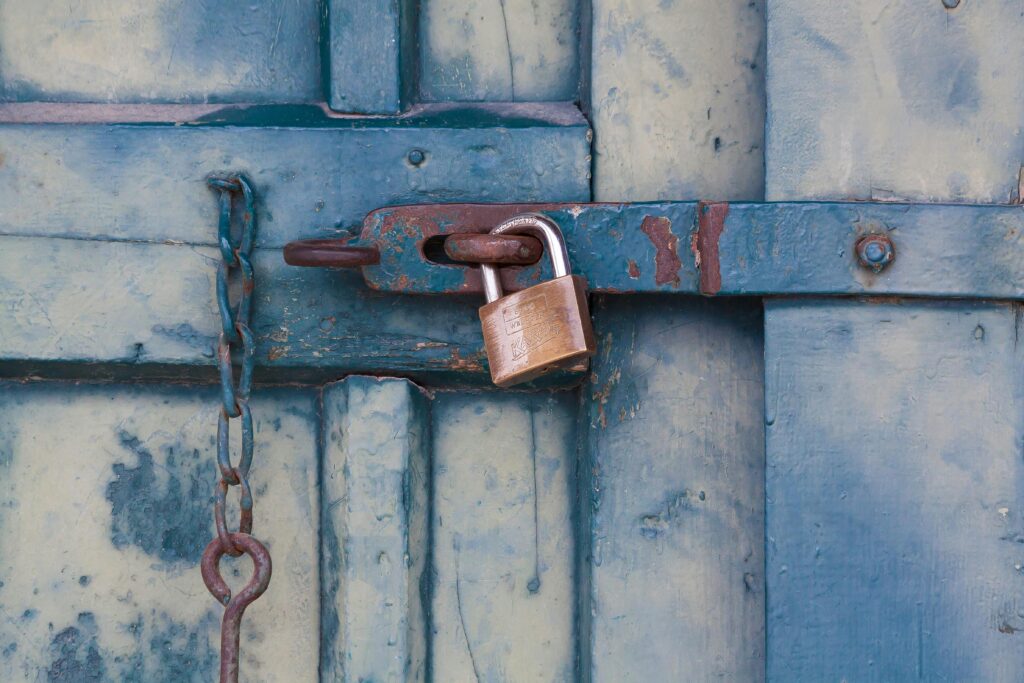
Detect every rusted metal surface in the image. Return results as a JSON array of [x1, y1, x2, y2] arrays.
[[855, 234, 896, 272], [283, 239, 381, 268], [639, 215, 683, 287], [444, 233, 543, 264], [694, 201, 729, 295], [201, 533, 273, 683]]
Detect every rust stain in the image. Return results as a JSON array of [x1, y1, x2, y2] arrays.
[[627, 260, 640, 279], [695, 201, 728, 295], [267, 346, 288, 361], [449, 347, 485, 372], [640, 215, 681, 287]]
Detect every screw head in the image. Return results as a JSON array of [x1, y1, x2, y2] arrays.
[[941, 0, 960, 8], [407, 149, 426, 166], [856, 234, 895, 272]]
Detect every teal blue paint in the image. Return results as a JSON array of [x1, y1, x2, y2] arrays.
[[364, 201, 1024, 300], [47, 612, 105, 682], [0, 104, 590, 246], [765, 1, 1024, 203], [326, 0, 416, 113], [0, 2, 321, 104], [320, 377, 431, 681], [106, 429, 211, 566], [580, 296, 765, 682], [765, 299, 1024, 681]]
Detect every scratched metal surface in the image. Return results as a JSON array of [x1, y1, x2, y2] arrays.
[[0, 0, 321, 103], [0, 383, 319, 682], [764, 0, 1024, 679]]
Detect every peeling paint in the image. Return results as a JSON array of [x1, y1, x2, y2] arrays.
[[639, 215, 682, 287]]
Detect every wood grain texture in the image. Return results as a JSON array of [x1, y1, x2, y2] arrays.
[[0, 383, 319, 682], [419, 0, 579, 102], [766, 0, 1024, 203], [326, 0, 415, 113], [589, 0, 766, 201], [581, 296, 766, 682], [0, 0, 321, 103], [320, 377, 430, 681], [0, 108, 590, 247], [430, 391, 577, 681], [765, 299, 1024, 681]]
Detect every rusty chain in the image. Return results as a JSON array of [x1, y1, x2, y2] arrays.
[[201, 175, 272, 683]]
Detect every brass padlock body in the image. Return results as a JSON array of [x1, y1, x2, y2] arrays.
[[480, 274, 595, 387]]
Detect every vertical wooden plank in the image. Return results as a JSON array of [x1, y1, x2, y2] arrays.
[[320, 376, 430, 681], [430, 391, 577, 681], [766, 0, 1024, 203], [0, 384, 319, 681], [588, 0, 766, 201], [419, 0, 579, 102], [766, 2, 1024, 678], [764, 300, 1024, 681], [582, 297, 766, 681], [326, 0, 415, 113]]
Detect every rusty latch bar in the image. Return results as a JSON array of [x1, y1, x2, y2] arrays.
[[283, 201, 1024, 301]]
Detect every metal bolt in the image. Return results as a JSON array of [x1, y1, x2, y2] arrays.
[[856, 234, 895, 272], [407, 149, 426, 166], [941, 0, 960, 8]]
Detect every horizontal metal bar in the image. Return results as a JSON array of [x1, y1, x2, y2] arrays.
[[359, 201, 1024, 300]]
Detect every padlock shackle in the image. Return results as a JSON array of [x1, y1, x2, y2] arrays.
[[481, 213, 571, 303]]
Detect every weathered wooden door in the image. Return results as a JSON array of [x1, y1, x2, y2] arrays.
[[1, 2, 1022, 682]]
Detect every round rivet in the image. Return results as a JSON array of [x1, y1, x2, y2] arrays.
[[941, 0, 960, 8], [407, 149, 426, 166], [856, 234, 895, 272]]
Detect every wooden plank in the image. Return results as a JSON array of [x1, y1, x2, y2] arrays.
[[764, 299, 1024, 681], [430, 391, 577, 680], [419, 0, 578, 102], [0, 237, 495, 384], [581, 296, 766, 682], [0, 1, 321, 103], [588, 0, 766, 201], [0, 383, 319, 681], [766, 0, 1024, 203], [320, 377, 430, 681], [0, 104, 591, 247], [326, 0, 415, 113]]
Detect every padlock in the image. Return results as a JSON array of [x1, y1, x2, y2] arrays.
[[479, 213, 596, 387]]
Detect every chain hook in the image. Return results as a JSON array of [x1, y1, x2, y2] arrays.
[[201, 533, 272, 683]]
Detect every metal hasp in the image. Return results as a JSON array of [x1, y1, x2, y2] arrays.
[[284, 201, 1024, 300]]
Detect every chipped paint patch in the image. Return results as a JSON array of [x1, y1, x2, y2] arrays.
[[639, 216, 682, 287], [695, 201, 729, 295]]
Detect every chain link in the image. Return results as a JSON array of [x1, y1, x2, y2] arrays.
[[202, 175, 271, 683]]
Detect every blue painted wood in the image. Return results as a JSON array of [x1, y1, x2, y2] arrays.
[[0, 103, 590, 247], [0, 103, 589, 384], [0, 1, 321, 103], [765, 299, 1024, 681], [430, 390, 577, 680], [588, 0, 766, 201], [766, 0, 1024, 203], [0, 383, 320, 681], [362, 201, 1024, 300], [580, 296, 765, 682], [321, 377, 430, 681], [418, 0, 579, 103], [326, 0, 415, 113]]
